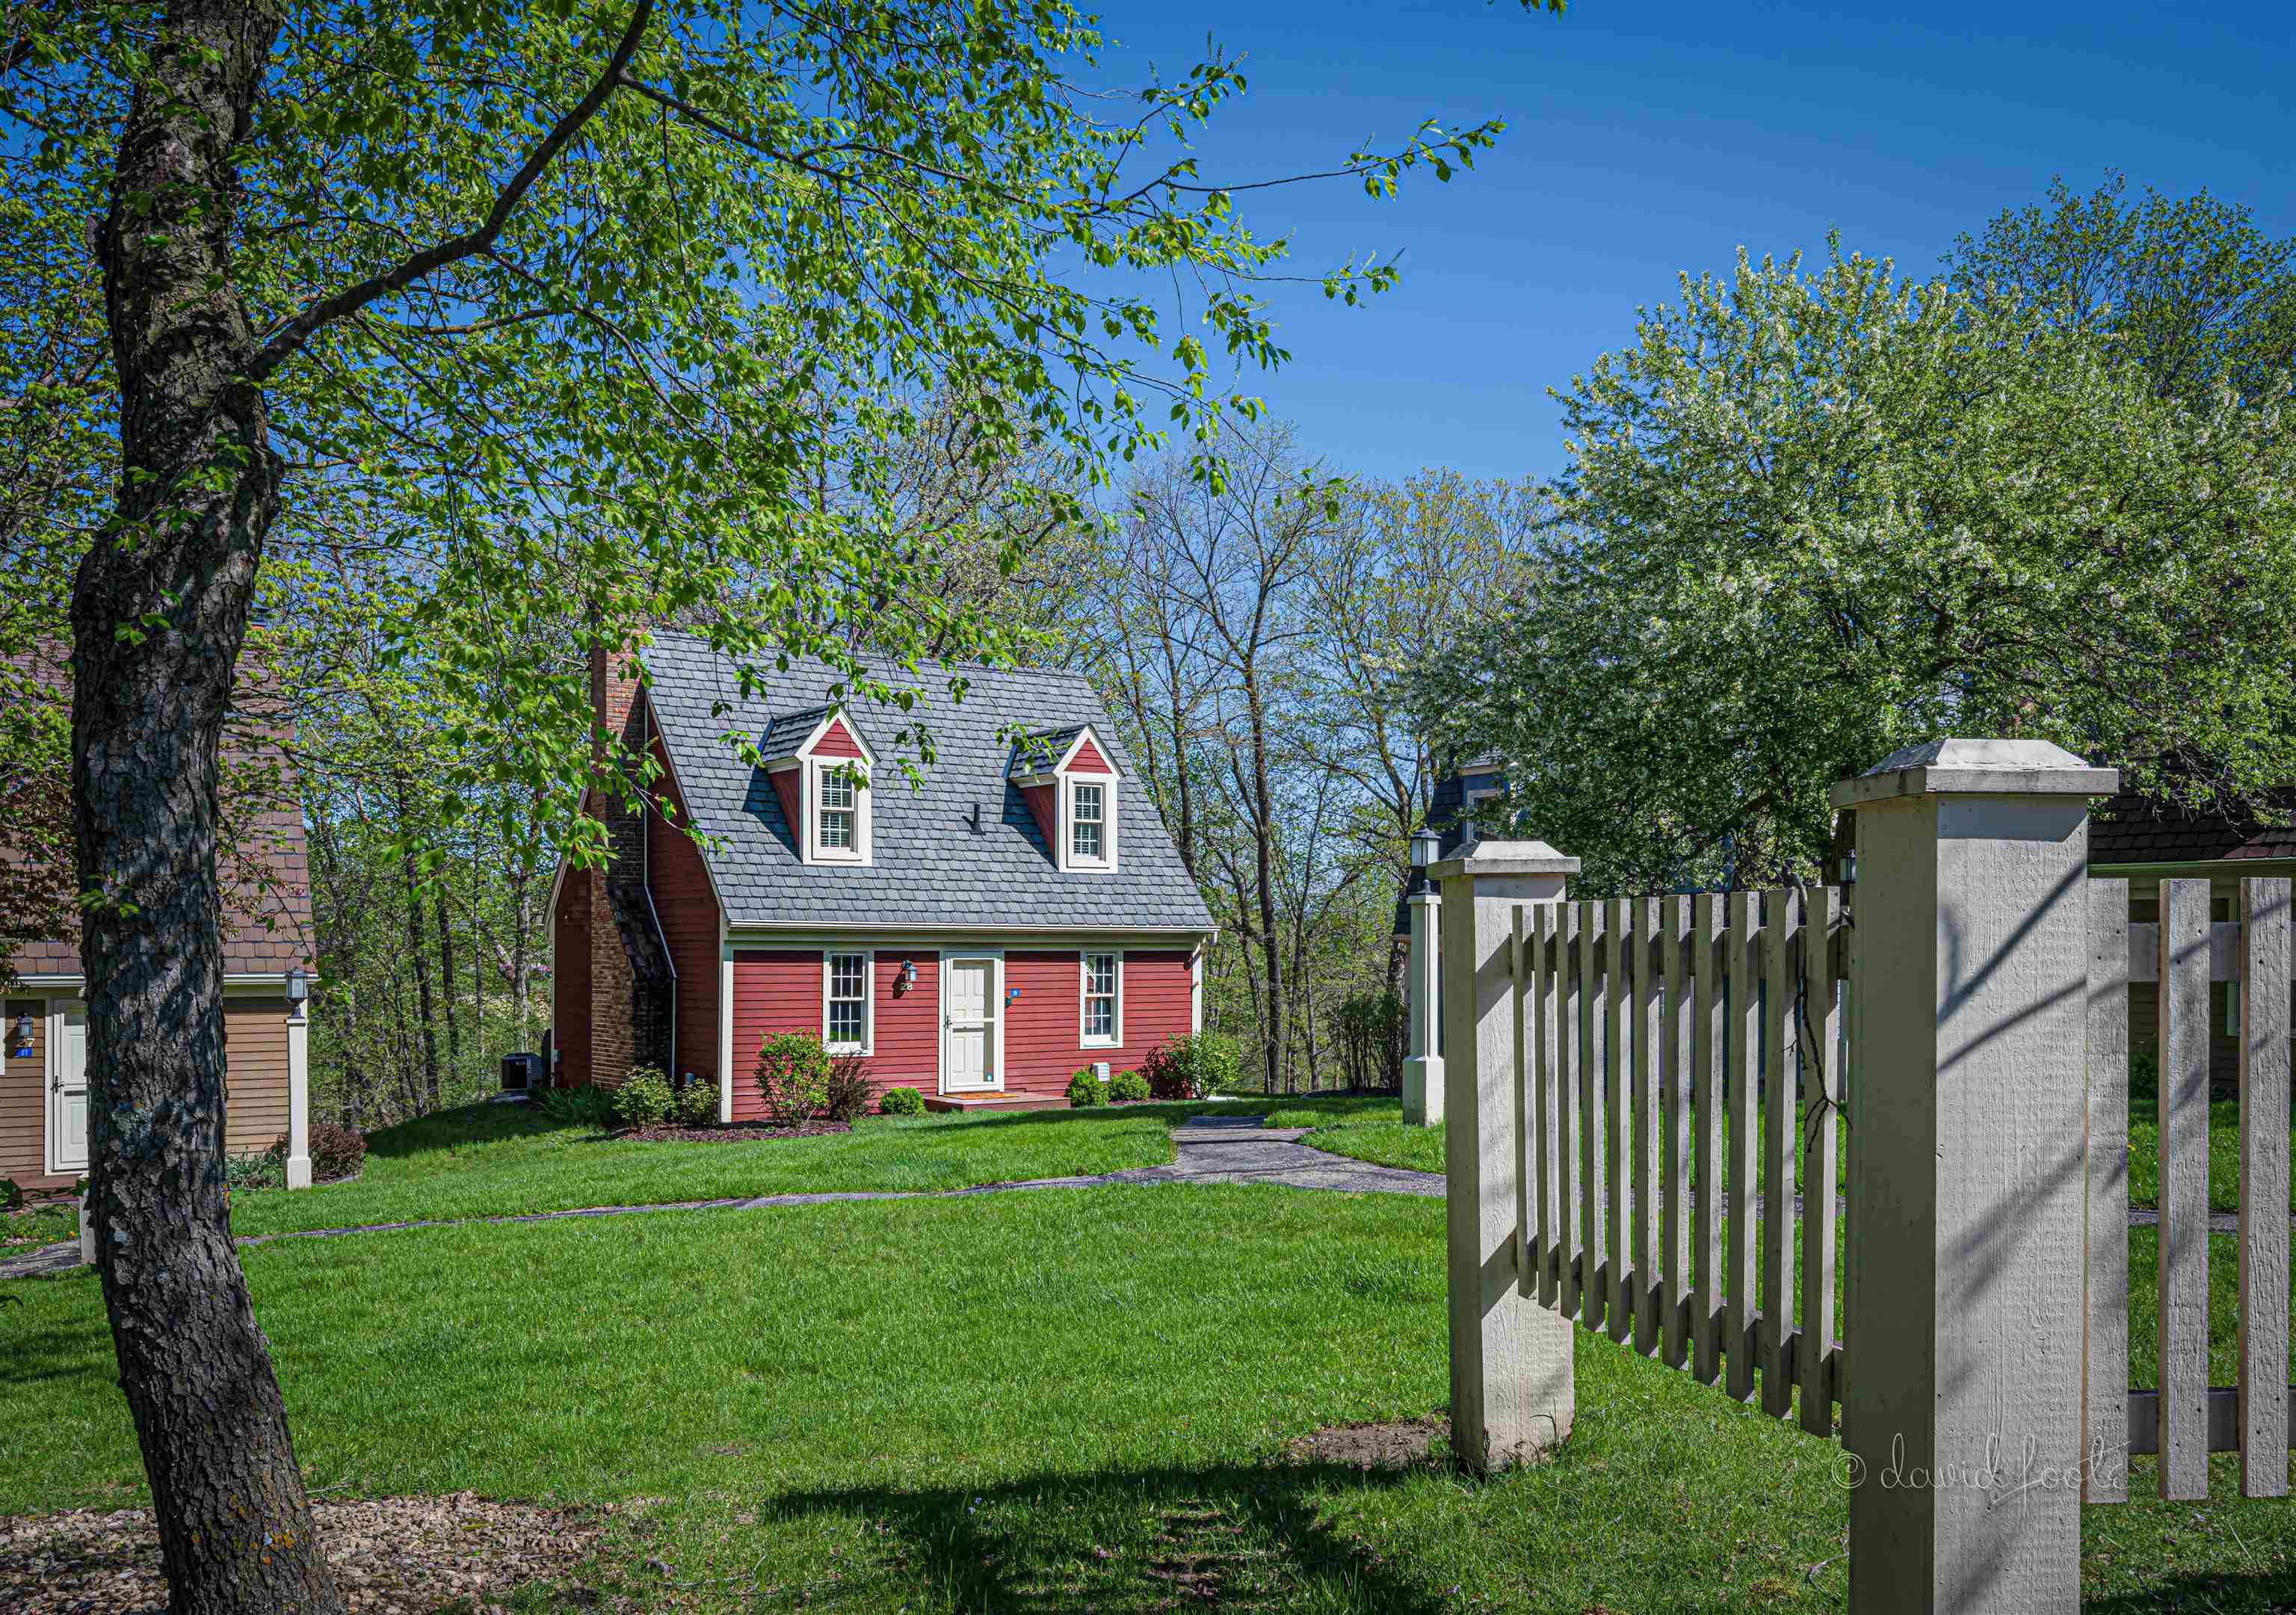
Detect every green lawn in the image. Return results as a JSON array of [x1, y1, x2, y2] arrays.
[[8, 1187, 2293, 1611], [1307, 1095, 2294, 1217], [227, 1100, 1186, 1239]]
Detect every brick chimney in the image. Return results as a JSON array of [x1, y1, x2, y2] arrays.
[[584, 642, 673, 1087]]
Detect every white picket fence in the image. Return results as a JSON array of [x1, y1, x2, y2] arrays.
[[1434, 740, 2295, 1612]]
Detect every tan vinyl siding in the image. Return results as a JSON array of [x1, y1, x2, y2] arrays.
[[223, 999, 293, 1156], [0, 999, 48, 1185]]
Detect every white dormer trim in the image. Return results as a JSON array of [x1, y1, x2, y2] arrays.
[[767, 708, 877, 868], [1012, 723, 1123, 874]]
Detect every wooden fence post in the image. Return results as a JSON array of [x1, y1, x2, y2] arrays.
[[1438, 838, 1581, 1472], [1833, 739, 2117, 1614]]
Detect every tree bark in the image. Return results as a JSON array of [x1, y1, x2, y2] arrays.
[[75, 4, 345, 1611], [397, 833, 442, 1112]]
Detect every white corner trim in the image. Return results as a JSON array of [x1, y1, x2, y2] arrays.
[[717, 927, 735, 1125]]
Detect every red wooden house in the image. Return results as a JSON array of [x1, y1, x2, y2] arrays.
[[551, 634, 1215, 1114]]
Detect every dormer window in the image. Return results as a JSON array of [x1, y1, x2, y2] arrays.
[[1073, 783, 1105, 861], [1010, 723, 1122, 873], [760, 706, 877, 867], [818, 768, 858, 853]]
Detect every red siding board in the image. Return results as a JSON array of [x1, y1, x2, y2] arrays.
[[768, 767, 801, 844], [1066, 736, 1114, 774], [648, 731, 722, 1085], [1002, 949, 1194, 1092], [729, 945, 1194, 1108], [812, 717, 864, 759], [1020, 782, 1057, 850], [729, 949, 942, 1117]]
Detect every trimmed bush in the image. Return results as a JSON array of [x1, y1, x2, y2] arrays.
[[1141, 1031, 1240, 1101], [1065, 1068, 1108, 1108], [674, 1076, 720, 1127], [754, 1031, 833, 1128], [879, 1086, 927, 1117], [823, 1057, 873, 1123], [306, 1123, 367, 1183], [537, 1082, 618, 1128], [1106, 1067, 1149, 1104], [615, 1066, 676, 1128]]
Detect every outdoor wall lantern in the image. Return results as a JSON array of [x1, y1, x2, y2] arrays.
[[1409, 827, 1442, 871], [895, 959, 917, 994], [285, 966, 309, 1006], [10, 1010, 32, 1058]]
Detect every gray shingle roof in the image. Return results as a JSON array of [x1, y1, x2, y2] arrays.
[[1007, 723, 1089, 779], [642, 633, 1214, 933], [759, 705, 837, 761]]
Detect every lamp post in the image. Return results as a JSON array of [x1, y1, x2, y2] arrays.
[[1402, 827, 1445, 1125]]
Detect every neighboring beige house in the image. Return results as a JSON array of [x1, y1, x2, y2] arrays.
[[1, 643, 315, 1194]]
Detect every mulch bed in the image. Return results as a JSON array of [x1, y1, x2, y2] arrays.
[[1, 1492, 605, 1614], [616, 1119, 853, 1144]]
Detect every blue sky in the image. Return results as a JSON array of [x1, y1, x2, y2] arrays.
[[1083, 0, 2296, 486]]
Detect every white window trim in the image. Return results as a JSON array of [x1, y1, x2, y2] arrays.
[[806, 756, 871, 866], [1060, 773, 1119, 873], [1079, 949, 1123, 1047], [822, 948, 875, 1055], [937, 950, 1006, 1094]]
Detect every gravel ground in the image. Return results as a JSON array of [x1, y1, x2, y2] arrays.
[[0, 1492, 603, 1614]]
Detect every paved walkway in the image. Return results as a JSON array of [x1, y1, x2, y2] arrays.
[[1, 1117, 2276, 1277]]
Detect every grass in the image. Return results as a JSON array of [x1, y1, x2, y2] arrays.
[[1304, 1093, 2296, 1218], [7, 1186, 2294, 1611], [226, 1099, 1185, 1240]]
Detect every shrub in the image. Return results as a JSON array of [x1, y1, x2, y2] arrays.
[[1107, 1067, 1150, 1104], [1066, 1068, 1108, 1108], [306, 1123, 367, 1183], [225, 1148, 285, 1194], [0, 1178, 22, 1214], [879, 1086, 927, 1117], [615, 1065, 676, 1128], [754, 1031, 833, 1128], [1141, 1031, 1241, 1101], [674, 1075, 720, 1127], [537, 1081, 619, 1127], [823, 1056, 873, 1123]]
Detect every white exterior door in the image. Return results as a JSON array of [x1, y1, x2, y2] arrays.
[[47, 1003, 89, 1175], [942, 957, 1000, 1092]]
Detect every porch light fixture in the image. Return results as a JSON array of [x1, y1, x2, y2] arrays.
[[10, 1010, 32, 1057], [285, 966, 309, 1006], [1409, 827, 1442, 870], [897, 959, 918, 991]]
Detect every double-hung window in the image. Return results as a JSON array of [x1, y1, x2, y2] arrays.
[[826, 952, 870, 1052], [818, 768, 857, 853], [1072, 782, 1105, 862], [1081, 951, 1120, 1045]]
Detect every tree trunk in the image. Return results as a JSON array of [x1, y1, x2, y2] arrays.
[[397, 839, 442, 1112], [75, 5, 345, 1611], [1241, 668, 1284, 1094]]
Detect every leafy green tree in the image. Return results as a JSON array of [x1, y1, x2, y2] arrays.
[[1417, 241, 2296, 893], [1, 1, 1561, 1608], [1948, 173, 2296, 407]]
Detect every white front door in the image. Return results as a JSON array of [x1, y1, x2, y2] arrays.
[[47, 1003, 89, 1175], [942, 957, 1000, 1092]]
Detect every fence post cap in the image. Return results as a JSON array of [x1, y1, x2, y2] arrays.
[[1426, 839, 1581, 881], [1829, 737, 2120, 809]]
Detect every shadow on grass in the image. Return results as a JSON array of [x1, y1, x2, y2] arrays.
[[600, 1461, 1459, 1615], [2083, 1565, 2296, 1615]]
